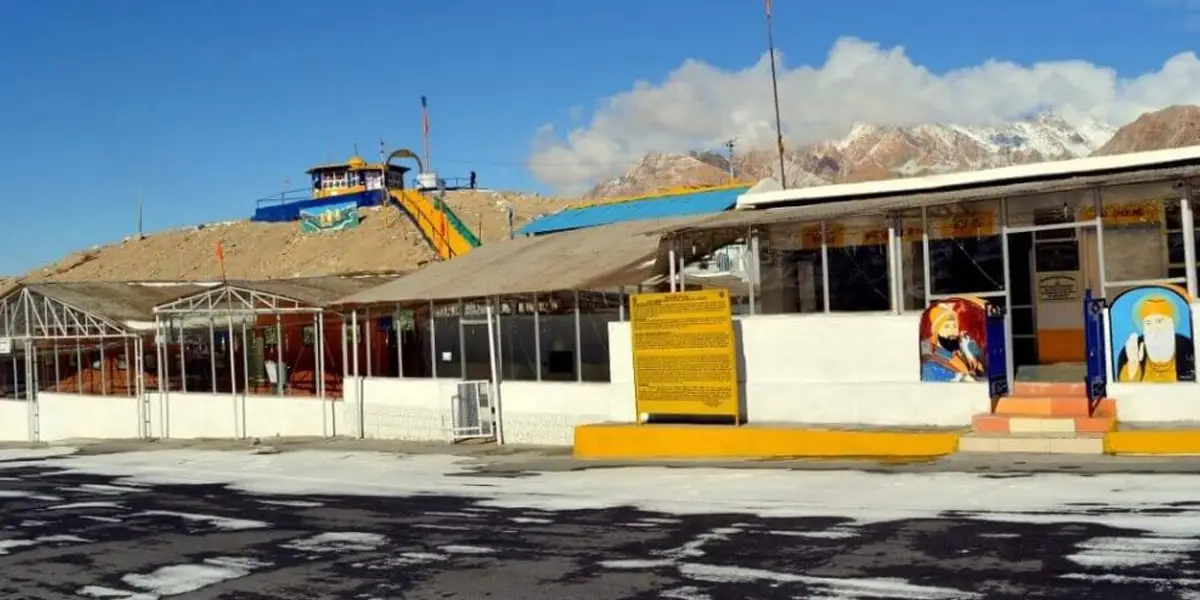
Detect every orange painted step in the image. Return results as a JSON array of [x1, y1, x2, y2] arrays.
[[993, 396, 1116, 418], [1012, 381, 1087, 398], [971, 413, 1117, 435]]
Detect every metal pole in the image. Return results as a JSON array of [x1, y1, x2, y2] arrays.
[[457, 299, 466, 379], [486, 301, 504, 445], [428, 301, 437, 378], [227, 314, 239, 439], [618, 287, 626, 321], [764, 0, 787, 189], [53, 340, 59, 393], [1000, 197, 1015, 389], [75, 339, 82, 394], [395, 302, 404, 376], [1182, 185, 1197, 300], [887, 221, 899, 314], [820, 220, 832, 312], [156, 319, 166, 438], [365, 307, 373, 378], [176, 319, 186, 393], [573, 290, 582, 381], [240, 320, 249, 436], [922, 205, 932, 307], [668, 247, 678, 293], [208, 317, 216, 394], [746, 229, 757, 315], [316, 312, 331, 436], [532, 293, 541, 381], [123, 338, 131, 395], [100, 341, 107, 395], [352, 309, 362, 438], [275, 312, 283, 395]]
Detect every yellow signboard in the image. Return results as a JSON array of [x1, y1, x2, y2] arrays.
[[630, 289, 740, 421]]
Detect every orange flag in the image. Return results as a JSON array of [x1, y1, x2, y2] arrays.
[[214, 241, 225, 263]]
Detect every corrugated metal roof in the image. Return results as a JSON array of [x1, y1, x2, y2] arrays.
[[22, 282, 207, 323], [230, 275, 402, 306], [518, 186, 748, 236], [334, 217, 706, 305], [658, 163, 1200, 236]]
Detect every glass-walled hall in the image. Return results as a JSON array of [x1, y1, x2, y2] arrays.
[[673, 178, 1196, 382], [343, 290, 630, 383]]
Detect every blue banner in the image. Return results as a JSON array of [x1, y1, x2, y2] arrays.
[[1084, 289, 1108, 403], [985, 302, 1009, 400]]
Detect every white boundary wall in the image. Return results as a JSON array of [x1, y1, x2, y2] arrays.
[[0, 313, 994, 445]]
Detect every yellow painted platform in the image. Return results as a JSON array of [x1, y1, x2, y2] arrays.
[[1104, 430, 1200, 455], [573, 423, 962, 460]]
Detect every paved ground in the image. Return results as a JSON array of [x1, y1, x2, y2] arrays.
[[3, 443, 1200, 598]]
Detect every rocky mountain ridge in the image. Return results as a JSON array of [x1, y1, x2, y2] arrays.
[[588, 107, 1200, 198]]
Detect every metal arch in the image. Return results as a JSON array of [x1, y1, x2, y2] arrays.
[[153, 285, 323, 316], [386, 148, 423, 176], [0, 288, 129, 339]]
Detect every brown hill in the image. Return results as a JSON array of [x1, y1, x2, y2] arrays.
[[1092, 105, 1200, 156], [20, 191, 572, 283]]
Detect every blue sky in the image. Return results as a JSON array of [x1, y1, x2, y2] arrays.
[[1, 0, 1197, 275]]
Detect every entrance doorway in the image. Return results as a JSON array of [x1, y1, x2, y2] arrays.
[[1003, 217, 1103, 382]]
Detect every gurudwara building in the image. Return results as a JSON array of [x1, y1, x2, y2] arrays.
[[2, 145, 1200, 453]]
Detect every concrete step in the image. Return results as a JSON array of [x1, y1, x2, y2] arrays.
[[959, 432, 1105, 454], [993, 396, 1115, 418], [972, 413, 1116, 435]]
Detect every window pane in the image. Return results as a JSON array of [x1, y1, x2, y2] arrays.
[[461, 298, 492, 381], [758, 222, 824, 314], [400, 304, 433, 378], [499, 295, 537, 381], [825, 217, 891, 312], [538, 292, 577, 381], [927, 200, 1004, 296], [679, 231, 753, 314], [432, 300, 462, 379], [1099, 182, 1174, 283], [579, 290, 621, 382]]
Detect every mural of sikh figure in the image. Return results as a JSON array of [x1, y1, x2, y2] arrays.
[[920, 300, 987, 382], [1115, 291, 1196, 383]]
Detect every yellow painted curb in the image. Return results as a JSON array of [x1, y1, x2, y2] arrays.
[[1105, 430, 1200, 455], [573, 423, 961, 460]]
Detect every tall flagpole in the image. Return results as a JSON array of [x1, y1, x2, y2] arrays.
[[765, 0, 787, 188], [420, 96, 432, 173]]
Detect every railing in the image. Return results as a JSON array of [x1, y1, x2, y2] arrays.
[[392, 190, 459, 259], [412, 176, 474, 190], [253, 187, 314, 208]]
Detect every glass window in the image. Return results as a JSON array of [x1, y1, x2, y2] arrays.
[[461, 298, 492, 381], [927, 200, 1004, 296], [499, 295, 538, 381], [678, 231, 754, 314], [432, 300, 462, 379], [537, 291, 577, 381], [1099, 183, 1173, 284], [826, 217, 891, 312], [399, 304, 433, 378], [579, 290, 621, 382], [757, 222, 825, 314]]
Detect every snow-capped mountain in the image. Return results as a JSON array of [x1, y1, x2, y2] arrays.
[[587, 113, 1120, 198]]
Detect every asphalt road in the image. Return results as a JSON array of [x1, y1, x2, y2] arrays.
[[2, 448, 1200, 599]]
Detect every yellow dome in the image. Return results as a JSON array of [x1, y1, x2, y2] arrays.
[[347, 155, 367, 168]]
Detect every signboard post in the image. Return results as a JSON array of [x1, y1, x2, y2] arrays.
[[630, 289, 740, 423]]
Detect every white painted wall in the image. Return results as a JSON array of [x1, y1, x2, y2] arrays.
[[608, 313, 989, 428], [346, 376, 455, 442], [150, 392, 340, 439], [0, 399, 29, 442], [38, 393, 141, 441]]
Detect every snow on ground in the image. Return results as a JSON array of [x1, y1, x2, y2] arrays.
[[19, 449, 1200, 540]]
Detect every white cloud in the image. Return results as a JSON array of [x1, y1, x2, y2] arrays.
[[528, 37, 1200, 194]]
